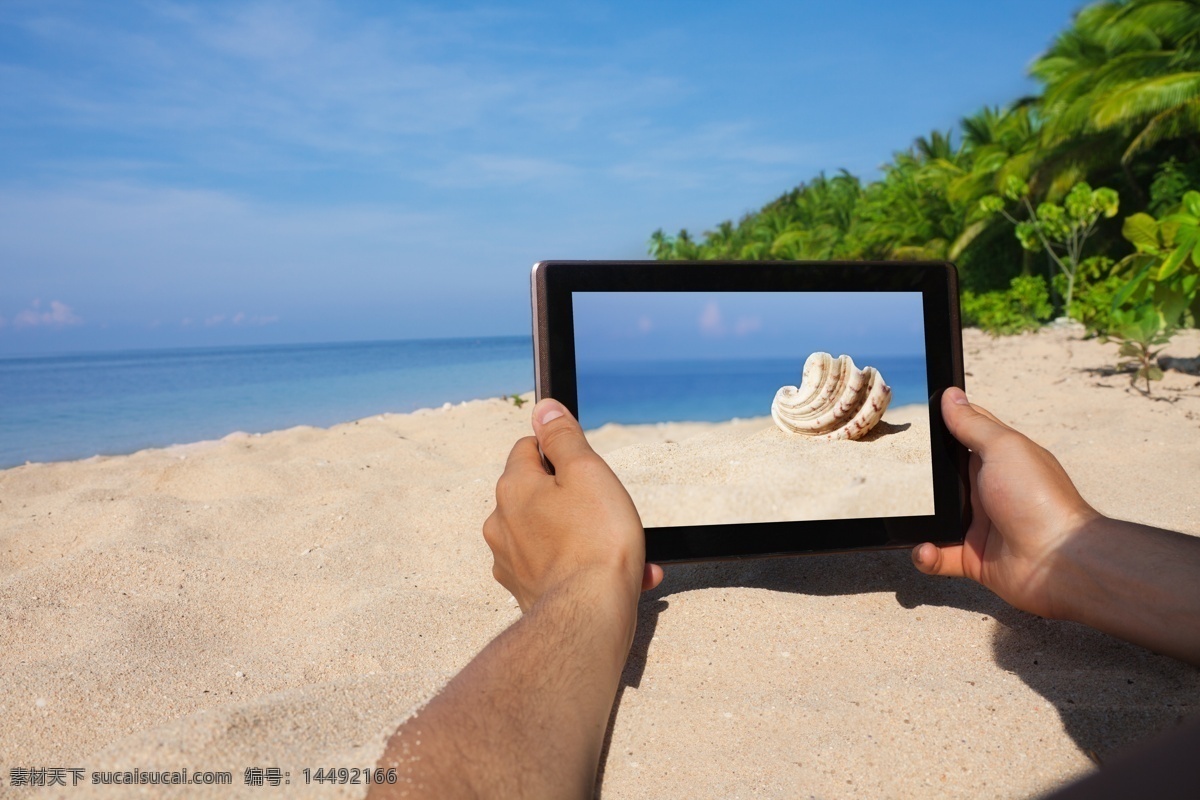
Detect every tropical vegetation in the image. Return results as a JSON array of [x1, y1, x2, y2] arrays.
[[649, 0, 1200, 387]]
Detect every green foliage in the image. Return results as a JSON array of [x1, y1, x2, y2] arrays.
[[1108, 303, 1174, 394], [1117, 191, 1200, 322], [955, 218, 1028, 292], [646, 171, 866, 262], [961, 275, 1054, 336], [509, 394, 527, 408], [981, 180, 1119, 310], [647, 0, 1200, 358], [1000, 175, 1029, 202], [1052, 256, 1124, 335], [1032, 0, 1200, 176], [1103, 191, 1200, 392], [1149, 156, 1200, 216]]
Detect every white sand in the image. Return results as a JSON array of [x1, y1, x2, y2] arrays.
[[2, 325, 1199, 798], [589, 404, 933, 527]]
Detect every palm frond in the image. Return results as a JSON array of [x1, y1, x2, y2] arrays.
[[1113, 1, 1200, 49], [948, 219, 994, 261], [1091, 71, 1200, 128], [1121, 95, 1200, 160]]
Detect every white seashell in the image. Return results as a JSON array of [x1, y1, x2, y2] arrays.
[[771, 352, 892, 440]]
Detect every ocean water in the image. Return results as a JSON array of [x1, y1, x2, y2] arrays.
[[0, 340, 930, 469], [576, 355, 928, 430], [0, 337, 534, 468]]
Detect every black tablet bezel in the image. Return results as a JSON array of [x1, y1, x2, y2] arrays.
[[531, 260, 969, 563]]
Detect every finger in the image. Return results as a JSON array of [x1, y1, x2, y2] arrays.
[[971, 404, 1012, 430], [531, 398, 597, 472], [642, 563, 663, 591], [943, 387, 1015, 431], [964, 452, 989, 541], [503, 435, 549, 480], [911, 542, 967, 578], [482, 508, 500, 551], [941, 388, 1014, 454]]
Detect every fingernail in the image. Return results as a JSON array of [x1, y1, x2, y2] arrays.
[[535, 399, 565, 425], [912, 544, 925, 565], [946, 387, 969, 405]]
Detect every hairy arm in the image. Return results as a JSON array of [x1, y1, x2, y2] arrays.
[[914, 388, 1200, 665], [370, 399, 661, 799], [371, 573, 635, 798]]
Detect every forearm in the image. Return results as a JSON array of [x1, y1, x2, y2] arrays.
[[1050, 516, 1200, 665], [371, 572, 638, 799]]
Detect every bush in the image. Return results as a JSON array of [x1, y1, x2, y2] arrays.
[[1149, 157, 1200, 217], [1051, 256, 1123, 336], [961, 274, 1053, 335]]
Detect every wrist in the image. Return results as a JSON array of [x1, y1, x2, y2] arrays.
[[533, 566, 641, 667], [1040, 514, 1200, 664], [1041, 507, 1106, 622]]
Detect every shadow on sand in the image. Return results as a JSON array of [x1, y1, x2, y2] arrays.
[[858, 419, 911, 441], [594, 550, 1198, 795]]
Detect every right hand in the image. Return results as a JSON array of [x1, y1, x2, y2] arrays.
[[911, 387, 1101, 619], [483, 398, 663, 616]]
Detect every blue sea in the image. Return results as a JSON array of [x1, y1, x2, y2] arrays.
[[0, 340, 929, 468], [575, 355, 928, 430], [0, 337, 534, 468]]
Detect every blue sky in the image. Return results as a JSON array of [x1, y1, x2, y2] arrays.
[[572, 292, 925, 361], [0, 0, 1085, 355]]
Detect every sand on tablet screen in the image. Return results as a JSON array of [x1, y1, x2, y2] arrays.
[[571, 291, 935, 528]]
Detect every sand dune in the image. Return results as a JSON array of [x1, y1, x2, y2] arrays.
[[2, 325, 1200, 798]]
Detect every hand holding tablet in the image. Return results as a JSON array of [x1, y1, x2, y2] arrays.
[[387, 262, 1200, 800], [531, 260, 971, 563]]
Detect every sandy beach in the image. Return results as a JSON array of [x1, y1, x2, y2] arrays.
[[591, 402, 933, 528], [3, 324, 1200, 798]]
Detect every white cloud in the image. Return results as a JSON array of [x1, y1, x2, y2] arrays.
[[230, 312, 279, 326], [608, 122, 826, 189], [0, 4, 840, 342], [203, 311, 280, 328], [3, 1, 829, 202], [699, 301, 724, 336], [6, 1, 685, 181], [418, 154, 578, 189], [700, 305, 761, 337], [10, 299, 83, 329], [734, 316, 762, 336], [0, 182, 452, 313]]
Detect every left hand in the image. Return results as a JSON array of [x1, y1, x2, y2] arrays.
[[484, 398, 663, 613]]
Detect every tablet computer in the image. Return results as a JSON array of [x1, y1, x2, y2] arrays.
[[530, 260, 969, 563]]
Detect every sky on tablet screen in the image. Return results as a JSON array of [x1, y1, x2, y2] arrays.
[[0, 1, 1083, 354], [572, 292, 926, 362]]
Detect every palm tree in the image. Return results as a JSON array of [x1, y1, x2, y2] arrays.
[[702, 220, 737, 258], [946, 105, 1043, 259], [648, 229, 673, 260], [1033, 0, 1200, 195], [841, 135, 968, 260]]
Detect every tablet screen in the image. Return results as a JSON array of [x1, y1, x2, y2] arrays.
[[571, 291, 934, 527]]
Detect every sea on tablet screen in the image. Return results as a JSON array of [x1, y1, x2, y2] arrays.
[[571, 291, 934, 527]]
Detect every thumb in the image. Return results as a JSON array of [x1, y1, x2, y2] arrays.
[[531, 398, 596, 471], [911, 542, 967, 578], [941, 387, 1011, 454]]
